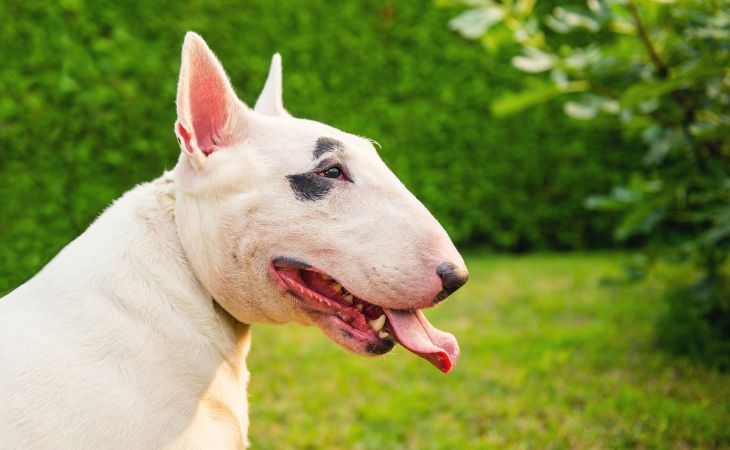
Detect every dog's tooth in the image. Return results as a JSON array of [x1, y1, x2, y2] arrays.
[[355, 304, 364, 312], [320, 273, 331, 281], [343, 293, 354, 304], [332, 282, 343, 293], [368, 315, 386, 332], [378, 330, 390, 339]]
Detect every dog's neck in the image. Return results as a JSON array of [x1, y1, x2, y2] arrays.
[[31, 171, 250, 367], [140, 172, 252, 366], [149, 173, 252, 444]]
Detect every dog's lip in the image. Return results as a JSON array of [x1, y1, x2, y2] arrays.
[[270, 257, 460, 373], [271, 257, 399, 311], [271, 256, 312, 270], [270, 261, 393, 343], [272, 257, 375, 307], [309, 313, 396, 356], [270, 260, 411, 315]]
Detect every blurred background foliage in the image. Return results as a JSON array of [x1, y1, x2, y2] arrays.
[[445, 0, 730, 367], [0, 0, 640, 294]]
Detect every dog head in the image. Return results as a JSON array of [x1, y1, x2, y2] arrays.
[[172, 33, 468, 372]]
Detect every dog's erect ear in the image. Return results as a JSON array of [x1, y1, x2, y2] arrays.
[[175, 32, 248, 168], [254, 53, 290, 117]]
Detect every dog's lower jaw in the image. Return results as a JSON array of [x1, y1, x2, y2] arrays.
[[316, 313, 396, 355], [0, 177, 253, 449]]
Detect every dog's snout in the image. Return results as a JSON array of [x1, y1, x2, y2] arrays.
[[433, 262, 469, 304]]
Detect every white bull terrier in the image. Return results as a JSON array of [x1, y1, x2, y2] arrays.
[[0, 32, 468, 449]]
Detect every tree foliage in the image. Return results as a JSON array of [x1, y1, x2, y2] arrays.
[[0, 0, 639, 293], [448, 0, 730, 365]]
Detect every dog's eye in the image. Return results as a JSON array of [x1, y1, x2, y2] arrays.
[[321, 166, 343, 180]]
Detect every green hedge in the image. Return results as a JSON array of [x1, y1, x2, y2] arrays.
[[0, 0, 637, 293]]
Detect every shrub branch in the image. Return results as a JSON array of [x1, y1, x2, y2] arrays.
[[628, 0, 668, 79]]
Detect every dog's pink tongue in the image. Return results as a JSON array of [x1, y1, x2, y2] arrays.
[[384, 309, 460, 373]]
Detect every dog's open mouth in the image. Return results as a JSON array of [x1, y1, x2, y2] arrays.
[[272, 258, 459, 373]]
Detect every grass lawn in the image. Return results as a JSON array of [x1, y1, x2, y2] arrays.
[[247, 253, 730, 449]]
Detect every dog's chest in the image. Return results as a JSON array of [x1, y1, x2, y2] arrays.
[[169, 360, 251, 449], [165, 329, 252, 449]]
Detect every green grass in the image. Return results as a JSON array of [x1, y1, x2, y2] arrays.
[[247, 253, 730, 449]]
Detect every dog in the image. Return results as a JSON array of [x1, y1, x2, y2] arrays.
[[0, 32, 468, 449]]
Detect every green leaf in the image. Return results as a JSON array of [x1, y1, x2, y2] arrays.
[[564, 100, 597, 120], [562, 46, 602, 71], [642, 127, 685, 166], [563, 95, 619, 120], [491, 80, 589, 116], [515, 0, 537, 17], [615, 206, 665, 241], [492, 84, 560, 116], [545, 6, 601, 34], [511, 47, 555, 73], [448, 4, 505, 40], [620, 66, 728, 109]]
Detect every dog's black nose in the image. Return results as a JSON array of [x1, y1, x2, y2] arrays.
[[434, 262, 469, 304]]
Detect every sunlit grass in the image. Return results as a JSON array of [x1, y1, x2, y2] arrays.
[[247, 253, 729, 449]]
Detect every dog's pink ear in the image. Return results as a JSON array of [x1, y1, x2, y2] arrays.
[[175, 32, 246, 166], [254, 53, 290, 117]]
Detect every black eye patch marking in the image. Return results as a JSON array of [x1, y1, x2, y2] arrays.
[[287, 173, 334, 201], [313, 137, 345, 160]]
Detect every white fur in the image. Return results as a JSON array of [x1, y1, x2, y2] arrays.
[[0, 32, 466, 448], [0, 175, 251, 449], [253, 53, 289, 117]]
